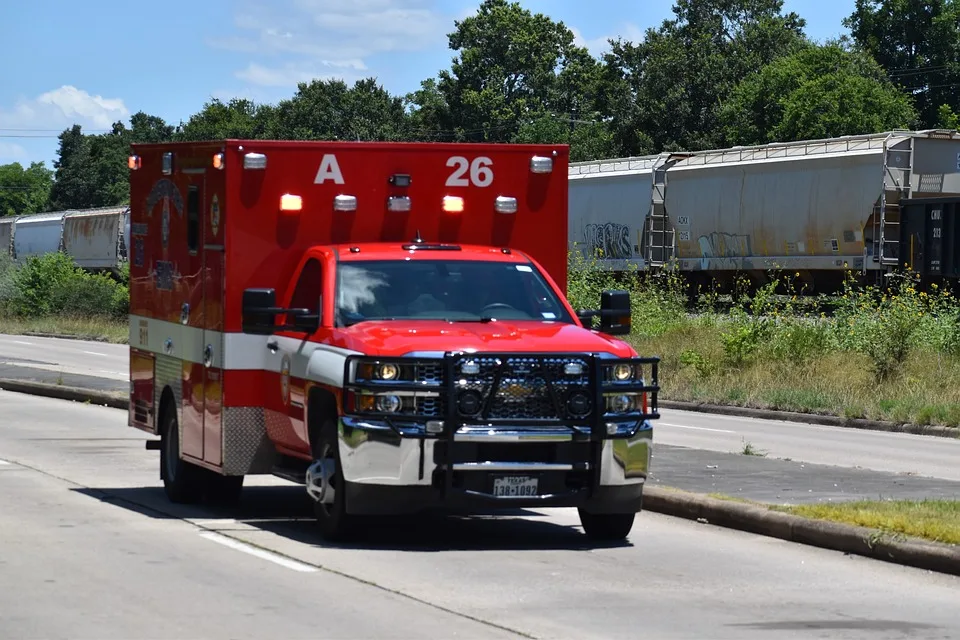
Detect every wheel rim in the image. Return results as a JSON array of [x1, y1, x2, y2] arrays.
[[315, 441, 337, 518]]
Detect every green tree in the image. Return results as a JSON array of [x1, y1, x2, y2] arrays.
[[48, 125, 97, 210], [175, 98, 275, 141], [267, 78, 410, 141], [844, 0, 960, 130], [0, 162, 53, 217], [721, 41, 918, 144], [419, 0, 603, 144], [600, 0, 808, 153]]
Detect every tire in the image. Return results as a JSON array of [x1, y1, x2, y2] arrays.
[[311, 417, 356, 542], [158, 404, 207, 504], [578, 509, 636, 541]]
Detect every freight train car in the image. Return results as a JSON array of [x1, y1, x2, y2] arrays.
[[1, 206, 130, 275], [569, 129, 960, 291]]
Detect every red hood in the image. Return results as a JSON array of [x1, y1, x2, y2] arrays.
[[334, 320, 636, 357]]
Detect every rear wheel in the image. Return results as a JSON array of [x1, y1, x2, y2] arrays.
[[159, 404, 206, 504], [578, 509, 636, 541], [311, 417, 356, 542]]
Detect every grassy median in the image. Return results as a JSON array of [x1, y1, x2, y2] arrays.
[[774, 499, 960, 546]]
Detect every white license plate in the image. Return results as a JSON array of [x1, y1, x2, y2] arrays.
[[493, 476, 539, 497]]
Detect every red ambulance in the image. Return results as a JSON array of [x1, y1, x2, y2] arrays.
[[126, 139, 660, 541]]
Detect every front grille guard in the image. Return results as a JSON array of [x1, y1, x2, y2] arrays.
[[342, 351, 660, 497]]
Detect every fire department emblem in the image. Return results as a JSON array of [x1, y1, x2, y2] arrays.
[[144, 178, 183, 250], [280, 354, 291, 405], [210, 194, 220, 238]]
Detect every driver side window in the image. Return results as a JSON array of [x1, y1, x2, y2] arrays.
[[290, 258, 323, 316]]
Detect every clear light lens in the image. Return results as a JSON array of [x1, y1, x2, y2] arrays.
[[564, 362, 584, 375], [461, 360, 479, 375], [243, 152, 267, 169], [378, 363, 399, 380], [387, 195, 411, 212], [607, 394, 634, 413], [334, 194, 357, 212], [376, 395, 402, 413], [530, 155, 553, 174], [613, 364, 633, 380], [494, 195, 518, 214]]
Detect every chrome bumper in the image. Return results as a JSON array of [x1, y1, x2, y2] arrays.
[[337, 417, 652, 489]]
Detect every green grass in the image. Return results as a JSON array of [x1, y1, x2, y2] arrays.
[[704, 491, 960, 546], [772, 499, 960, 546], [0, 315, 129, 344]]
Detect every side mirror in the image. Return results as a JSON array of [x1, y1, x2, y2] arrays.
[[292, 312, 320, 333], [242, 288, 280, 335], [599, 289, 631, 336]]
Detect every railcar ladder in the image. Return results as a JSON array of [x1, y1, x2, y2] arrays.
[[645, 154, 687, 267], [875, 135, 914, 266]]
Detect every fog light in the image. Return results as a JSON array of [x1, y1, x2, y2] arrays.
[[376, 395, 402, 413], [607, 394, 633, 413]]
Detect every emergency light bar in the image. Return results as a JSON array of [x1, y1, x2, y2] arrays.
[[280, 194, 302, 212], [442, 196, 464, 213], [243, 152, 267, 170]]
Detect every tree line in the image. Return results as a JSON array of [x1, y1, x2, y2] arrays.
[[2, 0, 959, 217]]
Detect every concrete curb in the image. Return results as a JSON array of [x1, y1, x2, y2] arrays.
[[643, 486, 960, 577], [0, 379, 126, 410], [659, 399, 960, 439]]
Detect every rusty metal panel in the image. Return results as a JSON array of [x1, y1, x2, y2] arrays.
[[0, 217, 14, 259], [12, 211, 66, 263], [62, 206, 127, 270], [567, 155, 658, 270], [664, 149, 885, 272]]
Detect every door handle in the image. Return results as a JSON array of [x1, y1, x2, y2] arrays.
[[203, 344, 213, 367], [267, 339, 278, 353]]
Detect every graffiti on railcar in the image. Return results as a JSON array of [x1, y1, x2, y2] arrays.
[[582, 222, 633, 259]]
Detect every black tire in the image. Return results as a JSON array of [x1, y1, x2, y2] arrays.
[[205, 474, 244, 506], [312, 417, 356, 542], [158, 403, 207, 504], [578, 509, 636, 541]]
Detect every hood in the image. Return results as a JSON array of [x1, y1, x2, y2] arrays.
[[336, 320, 636, 358]]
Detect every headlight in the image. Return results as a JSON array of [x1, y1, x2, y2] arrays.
[[378, 363, 399, 380], [612, 363, 633, 381]]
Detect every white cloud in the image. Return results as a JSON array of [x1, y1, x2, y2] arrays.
[[211, 0, 450, 87], [0, 141, 27, 164], [0, 85, 129, 133], [572, 23, 646, 56]]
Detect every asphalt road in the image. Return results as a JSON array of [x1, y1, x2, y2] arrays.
[[1, 391, 959, 640]]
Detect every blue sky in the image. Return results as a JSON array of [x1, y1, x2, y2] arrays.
[[0, 0, 856, 169]]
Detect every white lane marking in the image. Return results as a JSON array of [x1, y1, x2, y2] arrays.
[[199, 531, 317, 573], [82, 351, 109, 357], [11, 340, 33, 346], [658, 422, 736, 434], [0, 459, 10, 465]]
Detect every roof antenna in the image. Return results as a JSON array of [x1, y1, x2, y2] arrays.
[[413, 229, 423, 244]]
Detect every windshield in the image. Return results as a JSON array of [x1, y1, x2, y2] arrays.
[[335, 259, 574, 326]]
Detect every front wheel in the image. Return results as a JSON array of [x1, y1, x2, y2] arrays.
[[578, 509, 636, 541], [311, 418, 356, 542]]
